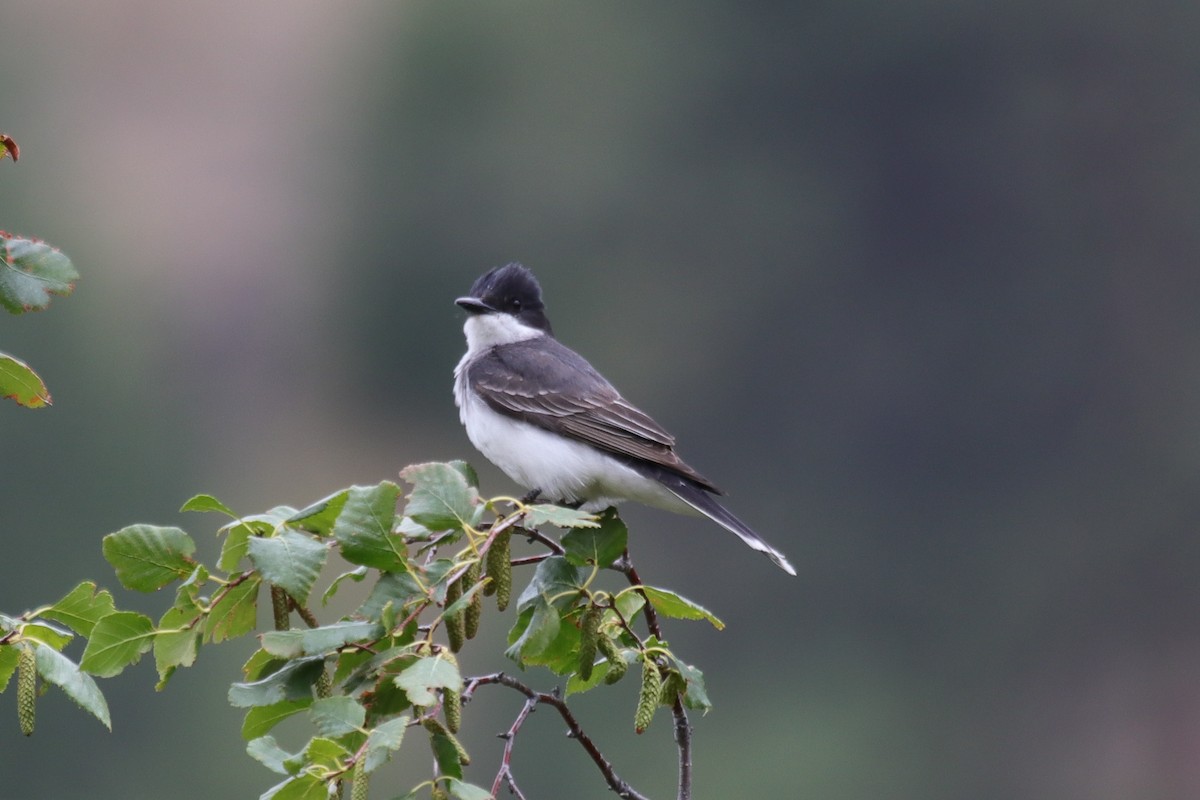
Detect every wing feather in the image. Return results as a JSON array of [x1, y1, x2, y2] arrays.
[[467, 338, 721, 493]]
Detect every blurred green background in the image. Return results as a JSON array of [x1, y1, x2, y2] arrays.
[[4, 3, 1200, 799]]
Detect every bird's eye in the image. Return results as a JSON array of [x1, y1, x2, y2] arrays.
[[510, 298, 522, 311]]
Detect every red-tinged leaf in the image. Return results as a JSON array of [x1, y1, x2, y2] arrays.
[[0, 351, 51, 407], [0, 232, 79, 313], [0, 134, 17, 162]]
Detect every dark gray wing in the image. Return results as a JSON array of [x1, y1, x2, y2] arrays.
[[467, 337, 722, 493]]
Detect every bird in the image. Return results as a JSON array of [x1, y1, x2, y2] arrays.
[[453, 263, 795, 575]]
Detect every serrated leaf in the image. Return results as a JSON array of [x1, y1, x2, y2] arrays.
[[672, 659, 712, 712], [363, 715, 409, 773], [248, 734, 296, 775], [0, 644, 20, 692], [287, 488, 349, 536], [79, 611, 155, 677], [33, 644, 111, 729], [219, 523, 252, 573], [447, 778, 494, 800], [309, 695, 365, 737], [638, 586, 724, 630], [561, 508, 627, 567], [0, 233, 78, 313], [515, 556, 585, 612], [400, 462, 481, 531], [228, 656, 325, 708], [242, 698, 312, 740], [180, 493, 237, 516], [504, 598, 561, 668], [357, 571, 427, 622], [295, 736, 351, 773], [243, 648, 286, 681], [261, 620, 383, 659], [333, 482, 407, 571], [567, 656, 617, 695], [42, 581, 118, 637], [220, 507, 300, 574], [322, 566, 368, 605], [0, 351, 51, 407], [20, 621, 73, 650], [154, 604, 201, 685], [260, 774, 327, 800], [429, 731, 464, 779], [205, 576, 261, 642], [525, 504, 600, 529], [247, 530, 327, 603], [394, 655, 460, 706], [448, 460, 479, 488], [103, 525, 197, 592]]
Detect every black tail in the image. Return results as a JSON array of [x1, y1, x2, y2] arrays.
[[642, 468, 796, 576]]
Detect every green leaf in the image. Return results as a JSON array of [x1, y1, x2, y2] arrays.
[[287, 488, 350, 536], [671, 658, 713, 712], [357, 571, 427, 622], [242, 698, 312, 740], [429, 731, 464, 780], [243, 648, 286, 681], [525, 504, 600, 529], [309, 695, 365, 737], [103, 525, 197, 592], [248, 735, 296, 775], [205, 576, 261, 642], [180, 493, 237, 516], [292, 736, 351, 773], [394, 655, 460, 706], [561, 508, 628, 567], [504, 598, 561, 668], [219, 507, 299, 573], [154, 604, 202, 686], [42, 581, 117, 637], [363, 715, 409, 773], [638, 586, 724, 630], [261, 621, 384, 659], [321, 566, 368, 605], [20, 621, 73, 650], [34, 644, 111, 729], [515, 556, 585, 612], [448, 459, 480, 488], [400, 462, 482, 531], [79, 611, 155, 677], [0, 233, 78, 313], [228, 656, 325, 708], [0, 643, 20, 692], [0, 351, 51, 407], [333, 482, 407, 571], [447, 779, 494, 800], [260, 774, 327, 800], [247, 530, 328, 603]]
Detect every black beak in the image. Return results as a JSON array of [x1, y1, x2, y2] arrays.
[[456, 296, 494, 314]]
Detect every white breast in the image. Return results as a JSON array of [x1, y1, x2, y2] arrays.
[[454, 345, 694, 514]]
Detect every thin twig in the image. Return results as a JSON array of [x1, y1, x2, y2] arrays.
[[620, 551, 693, 800], [464, 673, 652, 800]]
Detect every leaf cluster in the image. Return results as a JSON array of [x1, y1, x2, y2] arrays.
[[0, 135, 81, 408], [2, 461, 723, 799]]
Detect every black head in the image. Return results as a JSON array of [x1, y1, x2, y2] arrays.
[[456, 263, 553, 334]]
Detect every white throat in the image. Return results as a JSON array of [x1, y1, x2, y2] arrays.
[[461, 313, 545, 357]]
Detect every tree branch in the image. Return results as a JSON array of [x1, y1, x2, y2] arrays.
[[463, 672, 652, 800], [619, 551, 693, 800]]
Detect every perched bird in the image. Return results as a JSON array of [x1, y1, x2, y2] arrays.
[[453, 263, 794, 575]]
